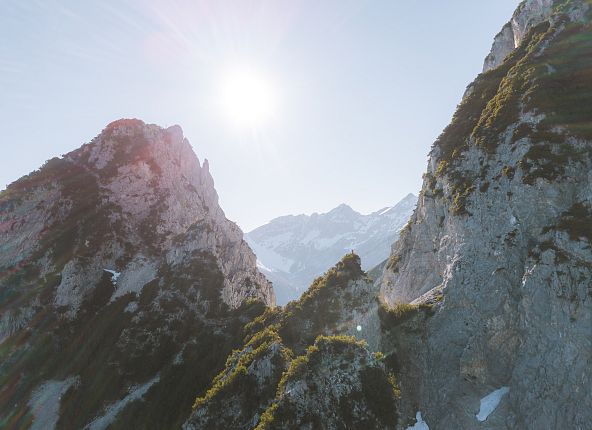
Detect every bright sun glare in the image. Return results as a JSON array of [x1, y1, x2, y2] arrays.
[[219, 67, 277, 129]]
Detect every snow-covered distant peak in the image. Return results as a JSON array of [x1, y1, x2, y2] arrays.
[[331, 203, 355, 212], [246, 193, 418, 304], [327, 203, 358, 220]]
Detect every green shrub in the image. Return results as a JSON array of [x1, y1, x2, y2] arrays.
[[360, 366, 399, 424], [501, 165, 515, 179], [450, 182, 475, 215], [378, 301, 433, 328], [386, 255, 401, 272]]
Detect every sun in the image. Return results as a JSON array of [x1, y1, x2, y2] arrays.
[[219, 66, 277, 129]]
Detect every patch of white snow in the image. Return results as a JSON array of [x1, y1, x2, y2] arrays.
[[378, 206, 393, 216], [103, 269, 121, 283], [246, 241, 295, 273], [407, 411, 429, 430], [476, 386, 510, 422], [256, 260, 274, 273]]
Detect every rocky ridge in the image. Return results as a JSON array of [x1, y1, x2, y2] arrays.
[[483, 0, 555, 72], [0, 119, 273, 429], [184, 253, 398, 430]]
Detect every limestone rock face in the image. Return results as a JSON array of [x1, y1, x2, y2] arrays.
[[1, 118, 273, 315], [255, 336, 398, 430], [381, 1, 592, 428], [184, 330, 291, 430], [483, 0, 568, 72], [483, 22, 516, 73], [0, 119, 273, 429], [184, 254, 396, 430]]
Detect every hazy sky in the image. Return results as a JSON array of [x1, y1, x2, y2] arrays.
[[1, 0, 520, 231]]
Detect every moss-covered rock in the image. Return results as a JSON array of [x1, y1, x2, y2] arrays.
[[256, 335, 398, 430]]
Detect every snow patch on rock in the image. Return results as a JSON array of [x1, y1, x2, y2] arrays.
[[247, 240, 295, 273], [103, 269, 121, 283], [407, 411, 429, 430], [476, 386, 510, 422]]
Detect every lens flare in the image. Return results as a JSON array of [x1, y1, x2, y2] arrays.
[[219, 66, 277, 128]]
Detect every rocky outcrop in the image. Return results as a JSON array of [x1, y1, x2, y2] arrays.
[[71, 119, 274, 309], [483, 22, 516, 73], [255, 336, 398, 430], [184, 254, 397, 429], [1, 119, 273, 315], [483, 0, 590, 72], [483, 0, 555, 72], [381, 1, 592, 428], [0, 119, 273, 429], [184, 328, 291, 430]]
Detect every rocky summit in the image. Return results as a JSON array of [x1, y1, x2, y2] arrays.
[[0, 119, 273, 429]]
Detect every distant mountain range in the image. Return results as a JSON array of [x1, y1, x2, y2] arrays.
[[245, 193, 417, 304]]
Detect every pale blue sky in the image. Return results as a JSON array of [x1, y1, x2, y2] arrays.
[[0, 0, 520, 231]]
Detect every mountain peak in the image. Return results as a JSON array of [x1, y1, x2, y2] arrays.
[[246, 194, 417, 304], [328, 203, 357, 217], [482, 0, 589, 72], [1, 118, 277, 428], [105, 117, 146, 130], [2, 119, 274, 313]]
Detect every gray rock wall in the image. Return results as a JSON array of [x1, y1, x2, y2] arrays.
[[381, 1, 592, 428]]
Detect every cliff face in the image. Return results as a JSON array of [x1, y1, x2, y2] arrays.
[[1, 119, 273, 317], [0, 119, 273, 429], [483, 0, 556, 72], [381, 0, 592, 428]]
